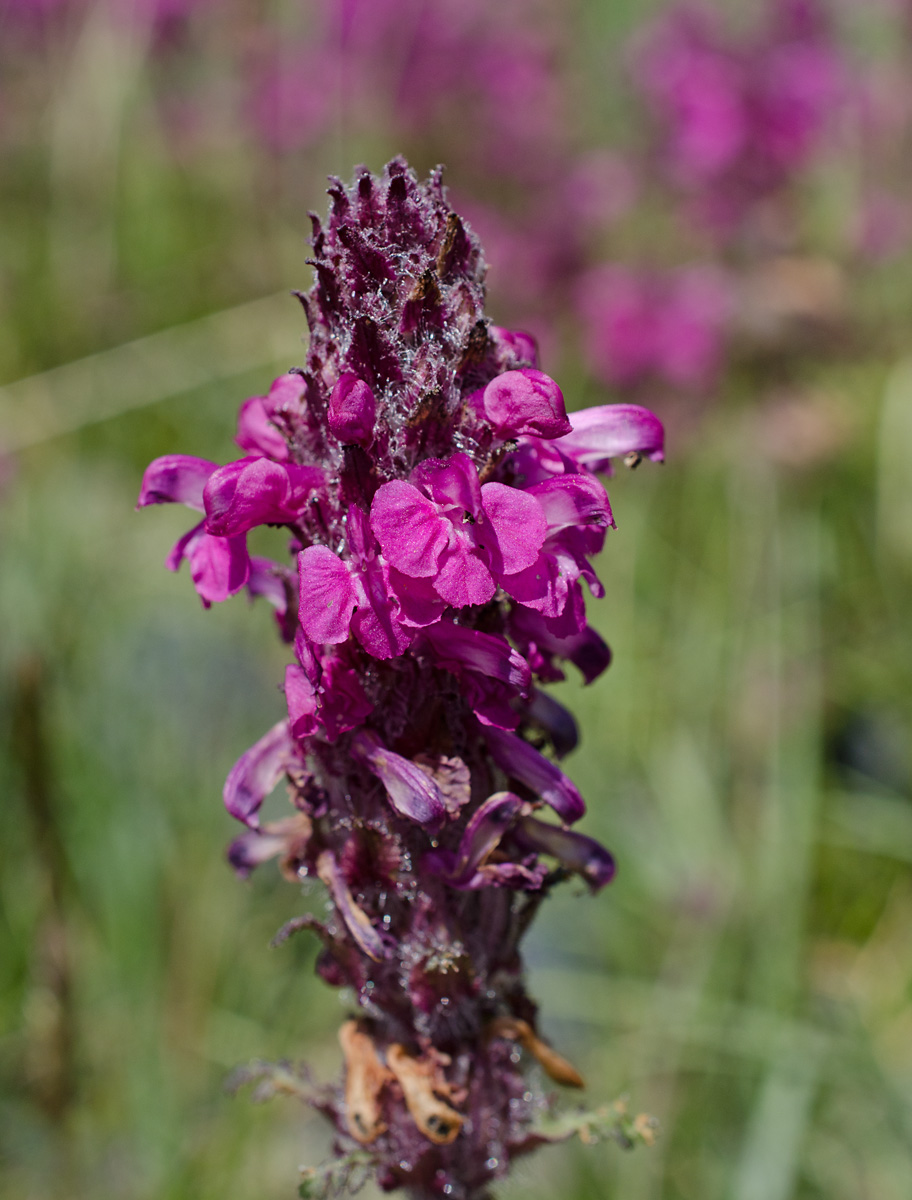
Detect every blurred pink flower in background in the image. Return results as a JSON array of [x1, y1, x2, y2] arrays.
[[577, 263, 733, 392], [635, 0, 846, 238]]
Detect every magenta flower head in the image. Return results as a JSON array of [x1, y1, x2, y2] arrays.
[[138, 159, 663, 1198]]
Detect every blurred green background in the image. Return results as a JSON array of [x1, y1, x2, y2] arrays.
[[2, 1, 912, 1198]]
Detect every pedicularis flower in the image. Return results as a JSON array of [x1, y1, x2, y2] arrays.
[[138, 159, 663, 1200]]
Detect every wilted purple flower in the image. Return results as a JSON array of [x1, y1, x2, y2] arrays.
[[139, 159, 663, 1198]]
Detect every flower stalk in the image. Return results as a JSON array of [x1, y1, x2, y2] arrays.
[[139, 158, 663, 1199]]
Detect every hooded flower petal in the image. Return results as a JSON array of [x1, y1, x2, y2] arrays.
[[137, 455, 218, 510], [204, 459, 325, 536], [316, 850, 388, 961], [554, 404, 665, 473], [223, 719, 300, 828], [514, 816, 616, 891], [424, 791, 526, 887], [328, 373, 377, 447], [479, 368, 572, 440], [352, 730, 446, 829], [235, 373, 302, 459], [484, 726, 585, 824]]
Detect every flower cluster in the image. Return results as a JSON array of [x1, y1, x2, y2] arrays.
[[138, 160, 662, 1199]]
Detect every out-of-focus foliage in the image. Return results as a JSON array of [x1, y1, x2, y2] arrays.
[[2, 1, 912, 1198]]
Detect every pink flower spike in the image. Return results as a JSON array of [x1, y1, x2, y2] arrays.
[[137, 455, 218, 510], [328, 373, 377, 447], [484, 726, 585, 824], [480, 369, 572, 440], [204, 459, 324, 536], [223, 719, 300, 827], [352, 730, 446, 830], [297, 546, 359, 644]]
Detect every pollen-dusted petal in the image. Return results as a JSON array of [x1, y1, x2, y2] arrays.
[[515, 815, 616, 890], [527, 475, 614, 533], [370, 480, 449, 577], [204, 458, 325, 536], [480, 368, 572, 440], [555, 404, 665, 473], [352, 730, 446, 829], [484, 726, 585, 823], [328, 373, 377, 447], [223, 718, 298, 827], [297, 546, 358, 644], [137, 455, 218, 510], [479, 481, 548, 576], [411, 452, 483, 515]]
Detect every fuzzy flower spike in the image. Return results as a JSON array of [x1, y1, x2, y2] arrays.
[[138, 159, 663, 1199]]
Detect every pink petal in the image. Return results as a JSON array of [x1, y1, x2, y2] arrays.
[[370, 480, 449, 577], [297, 546, 358, 644], [188, 531, 250, 604], [236, 396, 289, 460], [285, 662, 320, 739], [137, 455, 218, 510], [223, 719, 299, 827], [388, 569, 447, 628], [480, 368, 572, 440], [480, 482, 547, 575], [555, 404, 665, 473], [433, 541, 496, 608], [484, 727, 585, 824], [422, 623, 530, 692], [352, 730, 446, 830], [204, 459, 324, 536], [411, 452, 482, 515], [527, 475, 614, 533], [328, 373, 377, 447]]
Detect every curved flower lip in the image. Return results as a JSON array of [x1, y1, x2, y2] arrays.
[[166, 521, 250, 606], [423, 791, 527, 888], [514, 815, 616, 891], [316, 850, 388, 962], [525, 689, 578, 759], [483, 726, 585, 824], [552, 404, 665, 472], [137, 455, 219, 510], [477, 368, 572, 440], [235, 373, 303, 460], [204, 458, 325, 537], [223, 719, 302, 828], [421, 622, 530, 694], [351, 730, 446, 830]]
